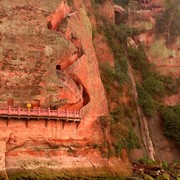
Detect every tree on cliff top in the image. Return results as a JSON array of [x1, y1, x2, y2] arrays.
[[155, 0, 180, 44]]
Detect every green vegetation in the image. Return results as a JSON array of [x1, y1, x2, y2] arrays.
[[67, 0, 74, 6], [160, 105, 180, 145], [162, 161, 170, 170], [94, 0, 105, 4], [114, 0, 129, 7], [112, 126, 140, 154], [128, 44, 151, 79], [137, 84, 157, 117], [91, 0, 105, 6], [99, 106, 140, 157], [128, 44, 178, 117], [135, 21, 153, 31], [155, 0, 180, 44], [97, 22, 145, 156], [101, 23, 140, 85], [148, 39, 176, 58], [94, 0, 179, 154], [136, 158, 180, 179], [110, 107, 140, 154], [99, 63, 116, 92], [143, 75, 165, 97], [8, 168, 127, 180], [138, 156, 155, 164]]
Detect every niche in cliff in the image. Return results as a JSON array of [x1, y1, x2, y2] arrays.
[[70, 74, 90, 106], [47, 21, 52, 30], [56, 64, 61, 70], [82, 88, 90, 106], [75, 81, 90, 106], [115, 11, 122, 25], [113, 5, 124, 25]]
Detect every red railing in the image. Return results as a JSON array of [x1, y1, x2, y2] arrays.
[[0, 106, 81, 120]]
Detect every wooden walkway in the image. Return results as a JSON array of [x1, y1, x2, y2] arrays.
[[0, 106, 81, 122]]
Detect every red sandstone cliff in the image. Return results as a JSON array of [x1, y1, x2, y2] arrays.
[[0, 0, 131, 179], [0, 0, 179, 179]]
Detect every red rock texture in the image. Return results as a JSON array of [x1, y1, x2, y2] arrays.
[[0, 0, 132, 177], [46, 0, 70, 31]]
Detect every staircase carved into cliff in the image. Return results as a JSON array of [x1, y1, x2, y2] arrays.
[[46, 0, 90, 115]]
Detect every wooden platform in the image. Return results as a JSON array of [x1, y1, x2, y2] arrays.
[[0, 106, 81, 122]]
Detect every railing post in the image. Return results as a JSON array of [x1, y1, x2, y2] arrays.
[[38, 107, 40, 116], [78, 111, 80, 118], [66, 109, 68, 118], [57, 108, 59, 117], [8, 106, 11, 115], [18, 106, 20, 115], [48, 108, 50, 116], [27, 108, 30, 116], [79, 110, 82, 118], [74, 110, 76, 118]]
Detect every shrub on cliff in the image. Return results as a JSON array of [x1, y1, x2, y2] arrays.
[[160, 105, 180, 145], [137, 84, 157, 117], [162, 75, 178, 95], [99, 62, 116, 92], [114, 0, 129, 7], [144, 73, 178, 96], [94, 0, 105, 4], [110, 107, 140, 154], [143, 75, 165, 97], [155, 0, 180, 44], [102, 23, 139, 85], [115, 56, 129, 84], [128, 45, 151, 79], [67, 0, 74, 6]]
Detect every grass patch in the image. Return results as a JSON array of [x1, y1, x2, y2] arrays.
[[159, 105, 180, 145], [147, 39, 176, 58], [128, 45, 178, 117], [101, 23, 140, 85], [137, 84, 157, 117], [7, 167, 128, 180], [99, 62, 116, 92], [110, 106, 140, 155], [99, 103, 140, 157], [135, 21, 153, 31], [67, 0, 74, 6]]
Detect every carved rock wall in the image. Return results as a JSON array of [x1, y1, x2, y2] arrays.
[[0, 0, 131, 177]]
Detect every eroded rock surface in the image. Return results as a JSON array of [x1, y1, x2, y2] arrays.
[[0, 0, 121, 178], [0, 0, 82, 109]]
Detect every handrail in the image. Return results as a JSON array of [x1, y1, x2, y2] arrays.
[[0, 106, 81, 119]]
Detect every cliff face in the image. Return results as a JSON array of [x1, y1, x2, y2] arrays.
[[127, 1, 180, 162], [0, 0, 132, 178]]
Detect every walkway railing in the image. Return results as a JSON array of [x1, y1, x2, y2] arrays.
[[0, 106, 81, 121]]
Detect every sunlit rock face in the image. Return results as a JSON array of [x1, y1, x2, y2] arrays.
[[0, 0, 126, 178], [0, 0, 83, 108], [0, 0, 109, 141], [0, 0, 109, 112]]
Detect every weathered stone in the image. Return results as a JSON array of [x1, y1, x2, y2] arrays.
[[149, 170, 159, 177], [143, 173, 154, 180], [161, 173, 170, 180], [0, 0, 132, 177], [126, 177, 141, 180]]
